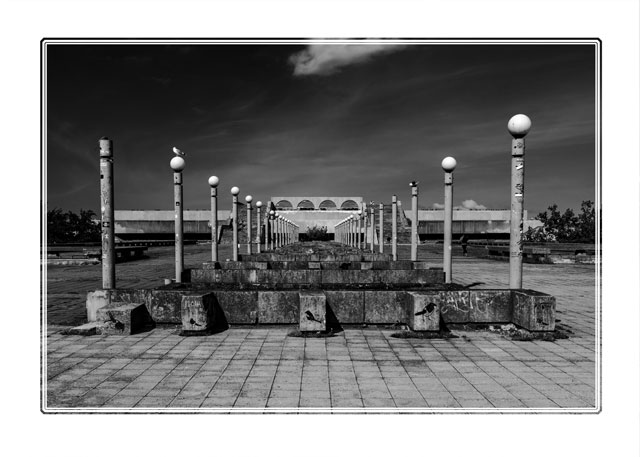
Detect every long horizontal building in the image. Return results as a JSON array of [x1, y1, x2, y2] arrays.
[[114, 197, 541, 242]]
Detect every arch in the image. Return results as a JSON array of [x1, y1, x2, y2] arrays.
[[275, 200, 293, 210], [319, 200, 337, 210], [341, 199, 359, 210], [297, 199, 315, 210]]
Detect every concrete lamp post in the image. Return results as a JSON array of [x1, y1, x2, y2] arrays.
[[208, 176, 219, 262], [170, 152, 186, 282], [269, 210, 275, 250], [256, 201, 262, 253], [245, 195, 253, 255], [508, 114, 532, 289], [357, 210, 362, 250], [99, 137, 115, 289], [379, 203, 384, 253], [410, 182, 419, 261], [442, 156, 457, 283], [391, 195, 398, 261], [369, 204, 375, 253], [231, 186, 240, 261]]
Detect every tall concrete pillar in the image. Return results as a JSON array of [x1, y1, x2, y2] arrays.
[[231, 186, 240, 261], [245, 195, 253, 255], [99, 137, 115, 289], [442, 157, 457, 283], [361, 203, 367, 249], [391, 195, 397, 261], [411, 185, 418, 261], [208, 176, 219, 262], [508, 114, 532, 289], [256, 201, 262, 253], [357, 213, 362, 250], [369, 205, 375, 252], [170, 152, 186, 282], [379, 203, 384, 254]]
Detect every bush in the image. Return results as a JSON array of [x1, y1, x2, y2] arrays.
[[305, 225, 330, 241], [523, 200, 595, 243]]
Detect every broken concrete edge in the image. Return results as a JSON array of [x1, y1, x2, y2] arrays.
[[85, 287, 555, 332]]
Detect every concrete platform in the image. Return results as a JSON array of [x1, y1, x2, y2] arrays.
[[44, 243, 597, 412]]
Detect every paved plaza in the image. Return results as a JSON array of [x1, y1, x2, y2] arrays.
[[43, 244, 598, 412]]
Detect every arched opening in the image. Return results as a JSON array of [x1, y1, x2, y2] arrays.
[[341, 200, 359, 210], [319, 200, 337, 210], [275, 200, 293, 210], [297, 200, 315, 210]]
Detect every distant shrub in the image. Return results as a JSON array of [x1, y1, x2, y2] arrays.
[[305, 225, 330, 241], [523, 200, 595, 243]]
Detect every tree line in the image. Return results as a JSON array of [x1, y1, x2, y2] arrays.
[[524, 200, 596, 244], [47, 208, 101, 244]]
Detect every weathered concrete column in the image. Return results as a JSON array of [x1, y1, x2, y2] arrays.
[[379, 203, 384, 253], [208, 176, 219, 262], [256, 201, 262, 253], [410, 184, 418, 261], [361, 203, 367, 249], [391, 195, 398, 261], [231, 186, 240, 261], [170, 152, 186, 282], [99, 137, 115, 289], [269, 210, 275, 250], [245, 195, 253, 255], [442, 157, 457, 283], [369, 205, 375, 252], [508, 114, 532, 289]]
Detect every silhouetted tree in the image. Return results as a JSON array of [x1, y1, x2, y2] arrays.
[[305, 225, 331, 241], [524, 200, 595, 243], [47, 208, 101, 244]]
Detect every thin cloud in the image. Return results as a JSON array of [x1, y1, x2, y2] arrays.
[[290, 43, 406, 76]]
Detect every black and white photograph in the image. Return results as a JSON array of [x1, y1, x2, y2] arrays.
[[42, 38, 601, 414], [1, 0, 638, 456]]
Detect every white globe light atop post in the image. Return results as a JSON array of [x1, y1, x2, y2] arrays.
[[171, 153, 186, 282], [441, 156, 457, 283], [208, 176, 220, 262], [231, 186, 240, 261], [508, 114, 532, 289]]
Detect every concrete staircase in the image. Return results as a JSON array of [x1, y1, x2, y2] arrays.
[[374, 202, 412, 245]]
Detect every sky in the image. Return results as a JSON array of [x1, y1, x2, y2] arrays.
[[45, 41, 597, 215]]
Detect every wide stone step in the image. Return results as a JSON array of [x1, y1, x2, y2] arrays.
[[88, 287, 555, 332]]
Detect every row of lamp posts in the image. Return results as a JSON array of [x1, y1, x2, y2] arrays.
[[331, 113, 531, 286], [98, 114, 530, 290]]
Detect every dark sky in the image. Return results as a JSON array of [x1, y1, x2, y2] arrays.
[[46, 41, 596, 214]]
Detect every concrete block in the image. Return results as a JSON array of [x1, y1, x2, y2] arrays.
[[512, 290, 556, 331], [308, 262, 321, 270], [404, 291, 440, 331], [181, 293, 215, 332], [321, 270, 355, 284], [372, 261, 391, 270], [354, 270, 378, 284], [67, 322, 100, 336], [147, 289, 184, 323], [389, 261, 413, 270], [469, 290, 512, 323], [440, 291, 471, 323], [215, 291, 258, 324], [412, 261, 431, 270], [280, 270, 310, 285], [299, 291, 327, 332], [258, 291, 299, 324], [364, 291, 406, 324], [96, 302, 152, 335], [325, 290, 365, 323], [360, 262, 373, 270], [86, 289, 110, 322], [201, 261, 221, 270]]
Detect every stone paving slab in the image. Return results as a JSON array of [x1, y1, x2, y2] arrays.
[[44, 243, 598, 412]]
